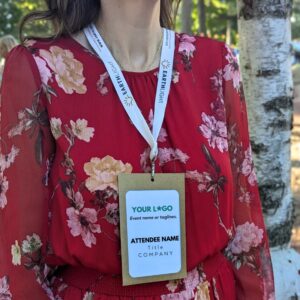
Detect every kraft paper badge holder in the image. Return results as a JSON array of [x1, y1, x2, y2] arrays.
[[118, 173, 187, 286]]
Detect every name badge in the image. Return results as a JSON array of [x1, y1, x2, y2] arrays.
[[118, 173, 187, 286]]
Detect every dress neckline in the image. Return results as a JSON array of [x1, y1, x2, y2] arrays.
[[67, 31, 180, 77]]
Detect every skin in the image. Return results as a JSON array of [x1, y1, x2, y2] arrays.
[[72, 0, 163, 72]]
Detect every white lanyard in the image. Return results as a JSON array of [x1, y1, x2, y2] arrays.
[[84, 24, 175, 178]]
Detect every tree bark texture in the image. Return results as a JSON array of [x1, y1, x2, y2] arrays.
[[181, 0, 193, 34], [198, 0, 207, 35], [237, 0, 300, 298]]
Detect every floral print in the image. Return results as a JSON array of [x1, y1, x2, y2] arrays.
[[186, 145, 232, 238], [241, 146, 257, 186], [0, 276, 12, 300], [227, 222, 263, 255], [140, 110, 189, 172], [34, 55, 52, 86], [84, 155, 133, 193], [163, 265, 212, 300], [223, 45, 241, 92], [70, 119, 95, 142], [21, 233, 43, 254], [97, 72, 110, 95], [83, 291, 94, 300], [0, 146, 19, 209], [0, 175, 9, 209], [11, 241, 21, 266], [66, 206, 101, 248], [39, 46, 87, 95], [0, 33, 274, 299], [178, 34, 196, 59], [50, 117, 63, 140], [210, 69, 225, 121], [224, 222, 264, 272], [199, 112, 228, 153], [105, 202, 119, 226], [177, 33, 196, 71]]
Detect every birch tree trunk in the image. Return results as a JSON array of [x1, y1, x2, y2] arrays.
[[237, 0, 300, 298], [181, 0, 193, 34], [226, 19, 232, 45], [198, 0, 207, 35]]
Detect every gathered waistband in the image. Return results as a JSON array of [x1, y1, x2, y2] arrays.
[[58, 251, 229, 297]]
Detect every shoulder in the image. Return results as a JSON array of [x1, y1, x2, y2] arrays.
[[175, 32, 232, 70]]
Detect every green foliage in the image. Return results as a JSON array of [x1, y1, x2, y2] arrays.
[[176, 0, 238, 45], [0, 0, 22, 37], [0, 0, 51, 41]]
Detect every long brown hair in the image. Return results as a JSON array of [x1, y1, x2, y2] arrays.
[[20, 0, 181, 42]]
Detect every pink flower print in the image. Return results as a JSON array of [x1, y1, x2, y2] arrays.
[[158, 148, 189, 166], [223, 45, 241, 91], [105, 203, 119, 225], [0, 175, 9, 209], [0, 146, 19, 172], [241, 146, 257, 186], [140, 148, 151, 173], [178, 34, 196, 59], [97, 72, 110, 95], [228, 222, 263, 255], [210, 69, 225, 120], [211, 69, 223, 101], [166, 280, 180, 293], [8, 110, 33, 138], [0, 276, 12, 300], [74, 191, 84, 210], [186, 170, 212, 192], [66, 207, 101, 247], [199, 112, 228, 153], [34, 56, 52, 86], [172, 70, 180, 84], [148, 110, 167, 142], [183, 267, 200, 294], [162, 268, 200, 300], [238, 191, 252, 204]]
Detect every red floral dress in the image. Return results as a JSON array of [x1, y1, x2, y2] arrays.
[[0, 32, 275, 300]]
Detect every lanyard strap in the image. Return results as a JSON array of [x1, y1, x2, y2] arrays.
[[84, 24, 175, 165]]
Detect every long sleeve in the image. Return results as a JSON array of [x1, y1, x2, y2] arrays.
[[221, 44, 275, 299], [0, 46, 55, 299]]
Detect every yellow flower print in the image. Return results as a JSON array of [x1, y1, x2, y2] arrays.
[[39, 46, 87, 94], [84, 155, 133, 193]]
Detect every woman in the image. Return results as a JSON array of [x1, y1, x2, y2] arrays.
[[0, 35, 17, 85], [0, 0, 275, 299]]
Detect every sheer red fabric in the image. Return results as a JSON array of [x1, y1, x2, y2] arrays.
[[0, 32, 275, 299]]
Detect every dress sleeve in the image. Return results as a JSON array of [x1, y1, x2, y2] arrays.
[[0, 46, 55, 299], [221, 43, 275, 299]]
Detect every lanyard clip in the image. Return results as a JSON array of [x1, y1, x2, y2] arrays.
[[150, 144, 158, 182], [151, 159, 156, 182]]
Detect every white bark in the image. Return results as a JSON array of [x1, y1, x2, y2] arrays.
[[237, 1, 300, 298]]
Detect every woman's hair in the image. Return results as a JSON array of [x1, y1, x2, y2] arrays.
[[20, 0, 181, 42], [0, 35, 18, 57]]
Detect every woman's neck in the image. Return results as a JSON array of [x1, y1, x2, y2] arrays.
[[96, 0, 162, 72]]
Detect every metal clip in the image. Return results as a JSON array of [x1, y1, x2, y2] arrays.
[[151, 159, 156, 181]]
